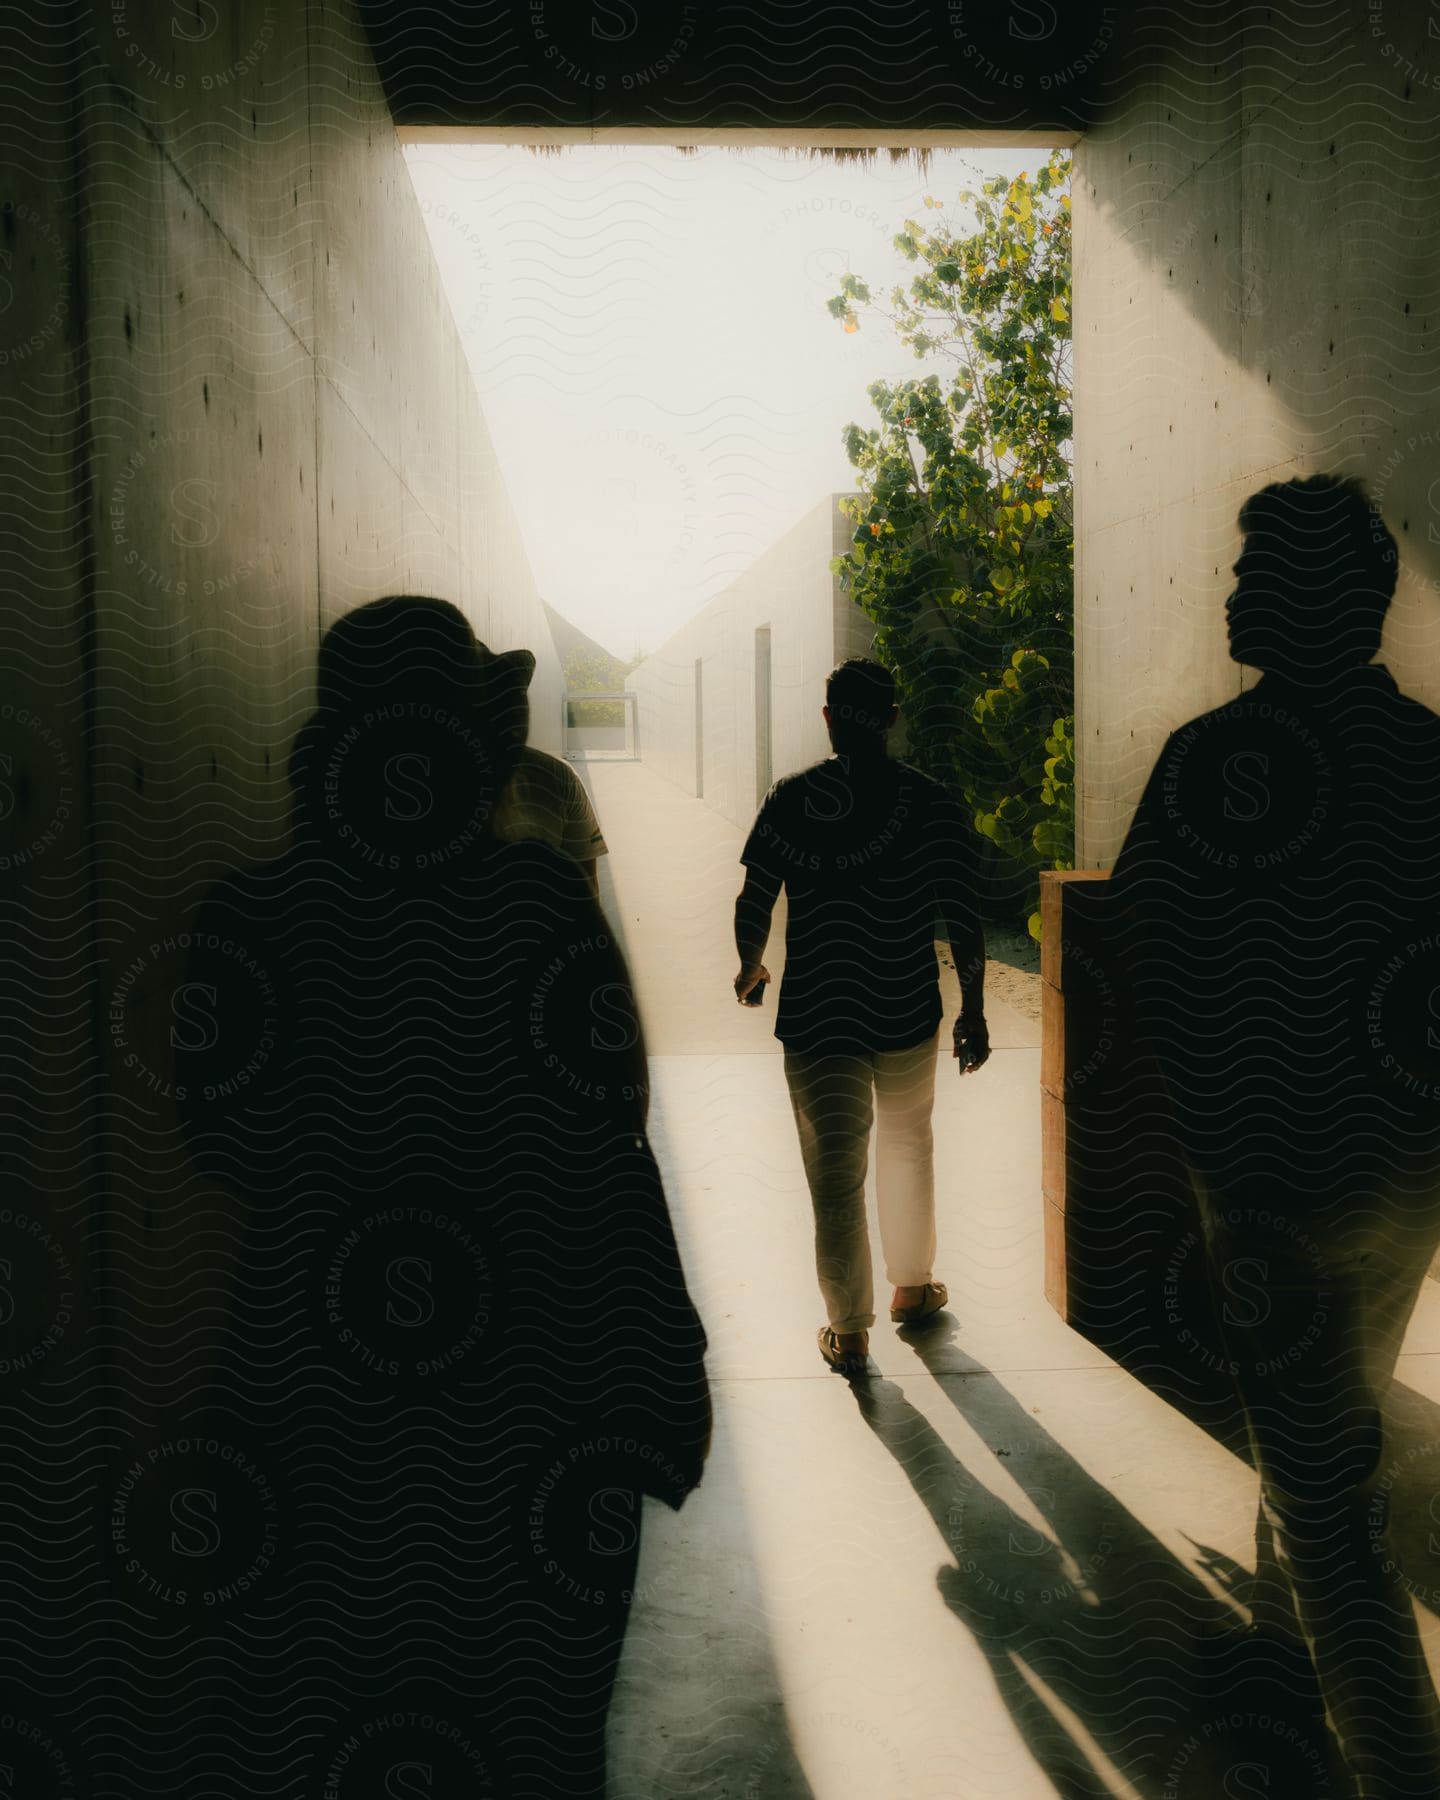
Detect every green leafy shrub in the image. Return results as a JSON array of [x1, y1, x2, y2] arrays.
[[829, 150, 1074, 938]]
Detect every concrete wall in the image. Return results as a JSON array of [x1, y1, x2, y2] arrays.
[[629, 496, 876, 828], [0, 3, 559, 1772], [0, 5, 97, 1496], [1073, 3, 1440, 867], [81, 0, 560, 1279]]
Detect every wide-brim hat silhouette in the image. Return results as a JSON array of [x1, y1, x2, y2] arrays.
[[475, 641, 536, 691], [293, 598, 529, 879], [312, 598, 538, 709]]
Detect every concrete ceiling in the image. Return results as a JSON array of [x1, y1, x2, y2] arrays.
[[357, 0, 1117, 137]]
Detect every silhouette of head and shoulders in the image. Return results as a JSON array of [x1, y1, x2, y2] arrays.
[[1117, 475, 1440, 892], [755, 656, 955, 885], [1111, 476, 1440, 1161], [180, 597, 644, 1178], [1222, 473, 1433, 725]]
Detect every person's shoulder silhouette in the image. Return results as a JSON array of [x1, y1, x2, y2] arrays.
[[1116, 476, 1440, 890], [755, 749, 949, 890], [177, 593, 707, 1464], [1112, 475, 1440, 1157]]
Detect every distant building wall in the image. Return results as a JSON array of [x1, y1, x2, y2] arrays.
[[629, 497, 875, 828], [568, 723, 630, 754]]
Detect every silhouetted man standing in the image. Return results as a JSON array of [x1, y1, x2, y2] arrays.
[[734, 657, 990, 1377], [1111, 476, 1440, 1800]]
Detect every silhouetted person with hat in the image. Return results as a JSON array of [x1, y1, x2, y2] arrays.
[[734, 657, 990, 1378], [474, 637, 611, 899], [1111, 476, 1440, 1799], [177, 596, 709, 1799]]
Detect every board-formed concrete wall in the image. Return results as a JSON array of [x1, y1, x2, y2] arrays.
[[80, 3, 561, 1261], [1073, 3, 1440, 867], [0, 4, 559, 1780], [0, 7, 98, 1559], [629, 496, 876, 828]]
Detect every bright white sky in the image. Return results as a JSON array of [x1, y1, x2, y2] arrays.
[[405, 142, 1045, 661]]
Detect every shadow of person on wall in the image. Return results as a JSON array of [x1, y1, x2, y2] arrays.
[[1106, 475, 1440, 1800], [175, 596, 711, 1800], [856, 1322, 1354, 1798]]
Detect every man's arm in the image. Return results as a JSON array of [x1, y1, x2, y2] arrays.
[[932, 795, 990, 1072], [946, 906, 987, 1018], [943, 902, 989, 1073], [733, 864, 780, 1003]]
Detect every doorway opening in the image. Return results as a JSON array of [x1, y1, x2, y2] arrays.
[[401, 132, 1059, 1077], [563, 690, 639, 761]]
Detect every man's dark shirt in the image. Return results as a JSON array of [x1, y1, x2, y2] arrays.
[[1109, 663, 1440, 1199], [742, 753, 977, 1057]]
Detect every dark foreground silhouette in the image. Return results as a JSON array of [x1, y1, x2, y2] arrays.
[[1110, 476, 1440, 1799], [174, 598, 710, 1798]]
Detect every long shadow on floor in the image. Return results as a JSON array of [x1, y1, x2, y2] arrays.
[[850, 1322, 1356, 1800], [1070, 1213, 1440, 1644], [608, 1399, 820, 1800]]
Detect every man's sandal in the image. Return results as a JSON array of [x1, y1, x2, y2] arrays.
[[817, 1325, 869, 1377], [890, 1281, 949, 1327]]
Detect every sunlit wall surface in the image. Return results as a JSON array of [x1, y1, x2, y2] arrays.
[[1074, 7, 1440, 864], [627, 495, 877, 825]]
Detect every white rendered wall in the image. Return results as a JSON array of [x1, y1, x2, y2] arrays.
[[629, 497, 875, 829]]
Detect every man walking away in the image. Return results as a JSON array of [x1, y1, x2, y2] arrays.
[[733, 657, 990, 1378]]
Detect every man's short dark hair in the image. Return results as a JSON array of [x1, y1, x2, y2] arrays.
[[1238, 474, 1399, 622], [826, 657, 895, 734]]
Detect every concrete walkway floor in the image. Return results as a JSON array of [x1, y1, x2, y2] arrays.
[[574, 759, 1440, 1800]]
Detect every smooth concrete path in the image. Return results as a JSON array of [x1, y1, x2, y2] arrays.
[[573, 759, 1440, 1800]]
